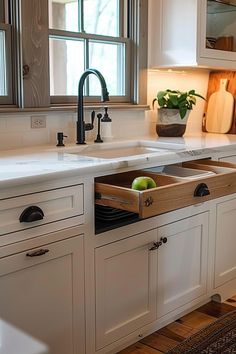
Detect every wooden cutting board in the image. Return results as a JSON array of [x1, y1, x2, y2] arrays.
[[205, 78, 234, 133], [203, 71, 236, 134]]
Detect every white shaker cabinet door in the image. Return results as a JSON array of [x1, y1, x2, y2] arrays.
[[157, 213, 209, 318], [0, 235, 85, 354], [215, 198, 236, 288], [95, 229, 158, 350]]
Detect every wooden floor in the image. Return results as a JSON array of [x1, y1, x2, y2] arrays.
[[118, 295, 236, 354]]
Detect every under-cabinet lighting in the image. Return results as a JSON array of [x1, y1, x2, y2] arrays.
[[148, 69, 187, 74], [148, 68, 209, 74]]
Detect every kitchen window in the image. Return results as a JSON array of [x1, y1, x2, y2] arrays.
[[0, 0, 147, 109], [48, 0, 130, 103], [0, 0, 13, 105]]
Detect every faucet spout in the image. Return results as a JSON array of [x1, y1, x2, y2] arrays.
[[77, 69, 109, 144]]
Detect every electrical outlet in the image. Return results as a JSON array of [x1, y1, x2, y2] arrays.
[[31, 115, 47, 129]]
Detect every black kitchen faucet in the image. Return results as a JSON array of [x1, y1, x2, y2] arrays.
[[76, 69, 109, 144]]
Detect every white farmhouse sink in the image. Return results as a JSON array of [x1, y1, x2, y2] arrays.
[[66, 140, 184, 159]]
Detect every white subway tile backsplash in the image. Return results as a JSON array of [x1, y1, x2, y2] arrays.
[[0, 118, 7, 131], [0, 132, 23, 150], [5, 116, 32, 132], [22, 130, 50, 146]]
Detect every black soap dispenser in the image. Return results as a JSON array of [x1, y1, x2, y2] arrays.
[[56, 132, 67, 147]]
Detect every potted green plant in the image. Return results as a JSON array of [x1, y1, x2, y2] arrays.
[[153, 89, 205, 137]]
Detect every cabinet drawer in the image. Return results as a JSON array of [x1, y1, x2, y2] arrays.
[[0, 184, 83, 236], [95, 160, 236, 219]]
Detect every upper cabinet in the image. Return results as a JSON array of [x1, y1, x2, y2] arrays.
[[148, 0, 236, 70]]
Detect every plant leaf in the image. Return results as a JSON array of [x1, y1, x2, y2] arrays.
[[157, 91, 166, 100], [157, 97, 166, 107], [169, 94, 178, 106], [179, 106, 188, 119], [193, 93, 205, 100], [156, 89, 205, 115], [178, 92, 188, 102]]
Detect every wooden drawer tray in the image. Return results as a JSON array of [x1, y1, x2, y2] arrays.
[[95, 160, 236, 219]]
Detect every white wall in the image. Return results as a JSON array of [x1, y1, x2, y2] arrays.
[[146, 69, 210, 136]]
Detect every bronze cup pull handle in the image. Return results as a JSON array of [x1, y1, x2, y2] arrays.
[[194, 183, 210, 197], [149, 241, 162, 251], [19, 206, 44, 223], [26, 249, 49, 257]]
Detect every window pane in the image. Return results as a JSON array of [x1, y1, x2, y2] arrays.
[[0, 30, 7, 96], [89, 41, 125, 96], [49, 37, 84, 95], [49, 0, 79, 32], [84, 0, 119, 37]]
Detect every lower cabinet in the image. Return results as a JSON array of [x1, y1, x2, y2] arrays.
[[95, 229, 158, 349], [157, 213, 209, 317], [95, 212, 209, 350], [0, 235, 85, 354], [215, 198, 236, 288]]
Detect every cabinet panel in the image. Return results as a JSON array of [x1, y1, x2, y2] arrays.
[[148, 0, 236, 70], [148, 0, 198, 68], [0, 236, 85, 354], [157, 213, 209, 317], [200, 0, 236, 61], [95, 230, 157, 349], [215, 198, 236, 288]]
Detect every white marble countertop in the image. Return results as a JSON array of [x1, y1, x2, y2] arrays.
[[0, 319, 48, 354], [1, 133, 236, 188]]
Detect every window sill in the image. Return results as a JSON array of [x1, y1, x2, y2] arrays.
[[0, 104, 150, 114]]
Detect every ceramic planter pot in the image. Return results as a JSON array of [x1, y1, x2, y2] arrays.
[[156, 108, 190, 137]]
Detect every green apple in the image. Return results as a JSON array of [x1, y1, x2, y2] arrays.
[[131, 176, 157, 191]]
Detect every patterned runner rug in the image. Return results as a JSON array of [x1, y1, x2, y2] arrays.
[[167, 309, 236, 354]]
